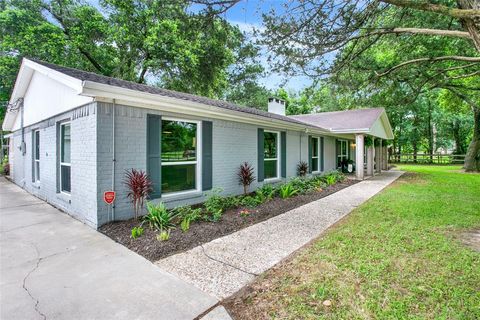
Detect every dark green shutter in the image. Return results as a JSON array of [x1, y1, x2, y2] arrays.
[[257, 128, 264, 182], [320, 137, 324, 172], [147, 114, 161, 198], [335, 139, 340, 168], [202, 121, 213, 191], [281, 131, 286, 178], [308, 135, 313, 173]]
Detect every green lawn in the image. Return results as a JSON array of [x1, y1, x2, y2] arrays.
[[227, 166, 480, 319]]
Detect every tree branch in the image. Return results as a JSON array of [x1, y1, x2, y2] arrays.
[[380, 0, 480, 19], [376, 56, 480, 77]]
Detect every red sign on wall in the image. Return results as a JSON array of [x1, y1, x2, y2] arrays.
[[103, 191, 116, 205]]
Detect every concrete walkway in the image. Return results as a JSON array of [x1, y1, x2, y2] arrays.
[[156, 170, 404, 300], [0, 177, 217, 320]]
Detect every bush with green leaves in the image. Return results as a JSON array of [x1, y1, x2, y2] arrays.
[[240, 195, 261, 208], [143, 202, 178, 231], [288, 177, 314, 194], [173, 205, 202, 232], [257, 184, 277, 200], [204, 188, 225, 221], [279, 183, 299, 199], [157, 230, 170, 241], [130, 226, 144, 239]]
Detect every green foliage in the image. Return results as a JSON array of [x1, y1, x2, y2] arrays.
[[240, 195, 261, 208], [180, 218, 190, 232], [156, 230, 170, 241], [235, 166, 480, 318], [0, 0, 264, 123], [257, 184, 277, 200], [279, 184, 299, 199], [325, 175, 336, 186], [143, 202, 178, 231], [130, 226, 144, 239], [204, 188, 225, 221]]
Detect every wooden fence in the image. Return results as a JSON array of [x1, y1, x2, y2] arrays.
[[389, 153, 466, 165]]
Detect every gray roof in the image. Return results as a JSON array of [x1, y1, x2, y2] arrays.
[[32, 59, 326, 130], [289, 108, 385, 131]]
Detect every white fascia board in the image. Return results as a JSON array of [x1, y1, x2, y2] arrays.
[[23, 59, 83, 93], [2, 58, 84, 131], [82, 81, 333, 136]]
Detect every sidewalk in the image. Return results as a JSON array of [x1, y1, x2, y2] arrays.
[[0, 177, 217, 320], [156, 170, 404, 300]]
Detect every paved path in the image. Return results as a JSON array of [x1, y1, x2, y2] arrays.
[[0, 177, 217, 320], [157, 170, 404, 299]]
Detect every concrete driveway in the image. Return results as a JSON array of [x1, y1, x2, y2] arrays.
[[0, 177, 217, 320]]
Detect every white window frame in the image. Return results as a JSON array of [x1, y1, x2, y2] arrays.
[[264, 130, 280, 181], [337, 139, 348, 168], [160, 117, 202, 197], [33, 129, 40, 182], [311, 136, 320, 173], [59, 122, 71, 195]]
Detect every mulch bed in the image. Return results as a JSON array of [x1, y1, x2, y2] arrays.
[[100, 179, 358, 262]]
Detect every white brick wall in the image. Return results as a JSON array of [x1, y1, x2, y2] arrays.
[[8, 103, 98, 228], [9, 101, 340, 228]]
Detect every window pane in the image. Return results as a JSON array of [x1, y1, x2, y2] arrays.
[[312, 138, 318, 157], [312, 158, 319, 172], [161, 120, 197, 162], [61, 124, 71, 163], [162, 164, 196, 193], [341, 141, 347, 155], [35, 131, 40, 160], [264, 160, 277, 179], [35, 162, 40, 181], [61, 165, 71, 192], [264, 132, 277, 159]]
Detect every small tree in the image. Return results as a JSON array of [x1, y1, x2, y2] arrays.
[[297, 161, 309, 177], [124, 169, 153, 219], [237, 162, 255, 195]]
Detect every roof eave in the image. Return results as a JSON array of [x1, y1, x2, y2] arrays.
[[81, 81, 333, 135]]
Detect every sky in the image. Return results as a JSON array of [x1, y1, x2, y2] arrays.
[[209, 0, 313, 91]]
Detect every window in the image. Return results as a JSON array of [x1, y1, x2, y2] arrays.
[[33, 130, 40, 182], [337, 139, 348, 168], [161, 119, 199, 194], [264, 131, 279, 179], [60, 123, 71, 193], [311, 137, 319, 172]]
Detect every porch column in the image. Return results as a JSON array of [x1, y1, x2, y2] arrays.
[[366, 137, 374, 176], [376, 139, 382, 173], [355, 134, 364, 180], [383, 145, 388, 170]]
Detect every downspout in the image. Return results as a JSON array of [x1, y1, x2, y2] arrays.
[[19, 98, 25, 156], [111, 99, 116, 221]]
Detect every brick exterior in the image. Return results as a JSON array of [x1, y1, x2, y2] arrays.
[[9, 102, 338, 228]]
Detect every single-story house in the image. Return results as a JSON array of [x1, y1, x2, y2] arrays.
[[2, 58, 393, 229]]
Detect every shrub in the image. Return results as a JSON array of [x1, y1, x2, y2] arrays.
[[180, 218, 191, 232], [240, 195, 261, 208], [3, 163, 9, 176], [258, 184, 277, 199], [157, 230, 170, 241], [279, 184, 299, 199], [124, 169, 153, 219], [237, 162, 256, 195], [174, 205, 202, 223], [222, 196, 241, 209], [297, 161, 309, 177], [143, 202, 178, 231], [204, 188, 225, 221], [288, 177, 313, 194], [131, 226, 144, 239], [325, 175, 336, 186]]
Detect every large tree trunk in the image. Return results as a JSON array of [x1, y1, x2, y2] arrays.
[[464, 107, 480, 171], [457, 0, 480, 52]]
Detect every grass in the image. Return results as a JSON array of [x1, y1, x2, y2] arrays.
[[227, 166, 480, 319]]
